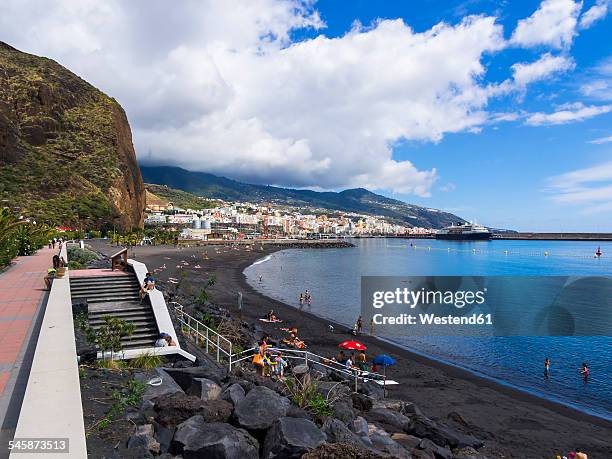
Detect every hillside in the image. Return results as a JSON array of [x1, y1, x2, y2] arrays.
[[0, 42, 144, 230], [145, 184, 219, 210], [140, 165, 464, 228]]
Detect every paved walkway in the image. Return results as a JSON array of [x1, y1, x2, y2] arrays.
[[0, 247, 54, 451]]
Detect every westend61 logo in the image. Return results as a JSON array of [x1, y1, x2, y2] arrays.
[[361, 276, 612, 337]]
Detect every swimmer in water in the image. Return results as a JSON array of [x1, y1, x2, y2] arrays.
[[544, 357, 550, 378]]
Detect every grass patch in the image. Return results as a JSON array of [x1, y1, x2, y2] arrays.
[[127, 352, 166, 369]]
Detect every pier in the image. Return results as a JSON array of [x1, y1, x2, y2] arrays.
[[492, 233, 612, 241]]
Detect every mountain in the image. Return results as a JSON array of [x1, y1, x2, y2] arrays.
[[140, 165, 465, 228], [145, 184, 220, 211], [0, 42, 144, 231]]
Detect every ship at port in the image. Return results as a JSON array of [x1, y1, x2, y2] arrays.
[[435, 222, 491, 240]]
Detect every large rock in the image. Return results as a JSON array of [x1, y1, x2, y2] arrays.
[[135, 369, 184, 402], [373, 399, 422, 417], [406, 415, 483, 449], [127, 424, 160, 456], [154, 392, 232, 427], [359, 381, 384, 400], [220, 383, 245, 406], [172, 416, 259, 459], [165, 365, 228, 389], [368, 423, 412, 459], [262, 417, 326, 459], [391, 432, 422, 450], [332, 399, 355, 425], [322, 418, 371, 448], [366, 407, 411, 433], [418, 438, 452, 459], [301, 442, 388, 459], [351, 392, 374, 412], [187, 378, 222, 401], [233, 386, 290, 431]]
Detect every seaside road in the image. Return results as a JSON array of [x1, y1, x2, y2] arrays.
[[0, 247, 54, 458]]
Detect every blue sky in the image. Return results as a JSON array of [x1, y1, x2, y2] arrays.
[[1, 0, 611, 231], [306, 1, 612, 231]]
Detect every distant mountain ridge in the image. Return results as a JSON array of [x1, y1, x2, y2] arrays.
[[140, 165, 465, 229]]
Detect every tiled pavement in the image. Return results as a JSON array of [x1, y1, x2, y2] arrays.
[[0, 247, 54, 441]]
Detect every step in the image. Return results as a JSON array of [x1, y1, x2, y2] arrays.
[[89, 317, 157, 327], [70, 279, 139, 287], [70, 284, 139, 292], [70, 274, 137, 281], [87, 296, 141, 304], [89, 309, 153, 319], [120, 338, 158, 348], [71, 290, 138, 300]]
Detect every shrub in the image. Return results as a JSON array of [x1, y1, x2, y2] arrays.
[[128, 352, 165, 369], [283, 377, 336, 418], [67, 246, 98, 266]]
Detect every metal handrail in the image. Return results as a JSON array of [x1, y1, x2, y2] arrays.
[[170, 302, 387, 384]]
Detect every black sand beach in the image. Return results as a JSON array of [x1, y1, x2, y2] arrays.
[[89, 240, 612, 458]]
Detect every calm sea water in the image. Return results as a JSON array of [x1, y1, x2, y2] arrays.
[[244, 238, 612, 420]]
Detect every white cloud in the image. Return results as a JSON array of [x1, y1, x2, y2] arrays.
[[511, 53, 575, 87], [510, 0, 582, 49], [579, 0, 610, 28], [526, 102, 612, 125], [580, 56, 612, 101], [547, 161, 612, 213], [0, 1, 515, 197], [588, 134, 612, 143]]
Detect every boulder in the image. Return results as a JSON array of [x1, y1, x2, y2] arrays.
[[172, 416, 259, 459], [368, 423, 412, 459], [153, 422, 175, 454], [187, 378, 222, 401], [154, 392, 232, 427], [366, 407, 411, 433], [322, 418, 370, 448], [220, 383, 245, 406], [359, 381, 385, 400], [351, 392, 373, 412], [418, 438, 452, 459], [223, 376, 255, 394], [351, 416, 369, 438], [373, 399, 422, 417], [302, 442, 388, 459], [406, 415, 483, 450], [127, 424, 160, 456], [164, 365, 227, 389], [285, 404, 314, 421], [135, 369, 184, 402], [233, 386, 290, 431], [391, 433, 422, 450], [332, 399, 355, 425], [262, 417, 326, 459]]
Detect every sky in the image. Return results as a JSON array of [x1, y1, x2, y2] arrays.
[[1, 0, 611, 231]]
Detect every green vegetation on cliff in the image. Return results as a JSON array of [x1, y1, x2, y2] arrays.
[[145, 183, 219, 211], [0, 42, 144, 231]]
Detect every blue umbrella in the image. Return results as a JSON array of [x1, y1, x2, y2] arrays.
[[373, 354, 396, 397], [373, 354, 396, 366]]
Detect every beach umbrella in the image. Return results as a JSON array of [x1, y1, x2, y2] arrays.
[[338, 340, 367, 351], [373, 354, 396, 366], [373, 354, 396, 398]]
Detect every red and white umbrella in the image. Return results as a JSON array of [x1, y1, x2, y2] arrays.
[[338, 340, 367, 351]]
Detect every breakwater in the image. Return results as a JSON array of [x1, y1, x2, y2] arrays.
[[493, 232, 612, 241]]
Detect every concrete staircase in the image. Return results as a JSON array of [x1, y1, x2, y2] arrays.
[[70, 274, 159, 349]]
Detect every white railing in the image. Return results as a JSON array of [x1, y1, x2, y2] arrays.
[[171, 302, 256, 371], [170, 302, 387, 387]]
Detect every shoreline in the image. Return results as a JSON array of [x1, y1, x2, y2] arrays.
[[89, 240, 612, 458], [237, 252, 612, 428]]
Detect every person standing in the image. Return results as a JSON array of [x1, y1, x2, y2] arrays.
[[544, 357, 550, 378], [580, 362, 589, 382], [357, 315, 363, 335], [370, 318, 375, 336]]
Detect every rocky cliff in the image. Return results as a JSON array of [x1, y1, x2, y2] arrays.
[[0, 42, 144, 231]]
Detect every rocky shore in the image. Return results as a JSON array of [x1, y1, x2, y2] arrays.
[[84, 240, 612, 459]]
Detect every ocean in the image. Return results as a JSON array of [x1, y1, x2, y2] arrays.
[[244, 238, 612, 420]]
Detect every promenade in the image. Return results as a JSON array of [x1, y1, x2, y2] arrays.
[[0, 247, 54, 454]]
